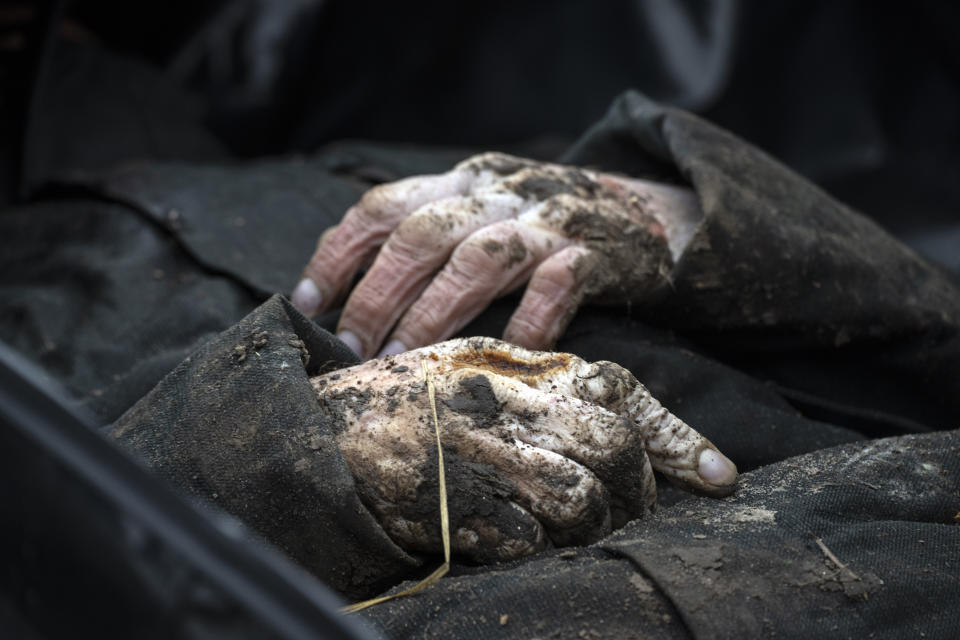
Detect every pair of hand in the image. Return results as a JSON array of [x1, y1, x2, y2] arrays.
[[297, 154, 730, 561]]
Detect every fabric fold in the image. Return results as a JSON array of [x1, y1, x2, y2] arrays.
[[110, 295, 420, 599]]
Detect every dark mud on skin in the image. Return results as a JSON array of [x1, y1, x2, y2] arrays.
[[566, 205, 673, 303], [509, 168, 600, 201], [315, 386, 372, 435], [481, 235, 527, 266], [454, 151, 674, 306], [404, 449, 543, 562], [441, 374, 502, 428], [481, 239, 504, 255], [586, 426, 653, 527], [506, 233, 528, 266], [459, 152, 541, 176], [384, 385, 401, 413], [542, 474, 613, 547]]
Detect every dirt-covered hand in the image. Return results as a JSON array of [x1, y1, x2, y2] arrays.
[[292, 153, 702, 358], [311, 337, 736, 563]]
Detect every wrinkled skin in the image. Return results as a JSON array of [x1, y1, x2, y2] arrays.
[[311, 337, 737, 563], [293, 153, 702, 358]]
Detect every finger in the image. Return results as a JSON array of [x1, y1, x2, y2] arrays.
[[334, 191, 526, 357], [450, 501, 547, 563], [292, 171, 471, 316], [456, 427, 612, 547], [428, 364, 652, 528], [503, 348, 738, 496], [625, 386, 738, 496], [385, 455, 549, 563], [383, 220, 570, 355], [502, 245, 592, 350], [504, 383, 656, 522], [381, 500, 546, 564]]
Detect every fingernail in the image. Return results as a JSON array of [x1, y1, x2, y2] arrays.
[[376, 339, 407, 358], [698, 449, 738, 486], [337, 330, 363, 357], [291, 278, 321, 315]]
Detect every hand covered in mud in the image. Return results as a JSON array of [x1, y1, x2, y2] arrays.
[[311, 337, 736, 562], [293, 153, 702, 358]]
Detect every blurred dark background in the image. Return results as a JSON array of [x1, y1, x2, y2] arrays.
[[2, 0, 959, 271]]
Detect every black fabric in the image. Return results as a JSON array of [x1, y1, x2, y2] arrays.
[[62, 159, 363, 297], [0, 197, 258, 422]]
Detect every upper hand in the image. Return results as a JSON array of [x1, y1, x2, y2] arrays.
[[292, 153, 701, 358]]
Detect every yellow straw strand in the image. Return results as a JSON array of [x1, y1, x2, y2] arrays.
[[341, 358, 450, 613]]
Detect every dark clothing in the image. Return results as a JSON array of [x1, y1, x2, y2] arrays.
[[3, 91, 957, 637]]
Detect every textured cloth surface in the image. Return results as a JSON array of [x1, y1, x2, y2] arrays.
[[365, 430, 959, 639]]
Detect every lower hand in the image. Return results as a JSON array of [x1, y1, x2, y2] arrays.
[[311, 337, 737, 562]]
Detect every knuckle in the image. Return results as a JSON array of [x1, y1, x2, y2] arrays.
[[357, 185, 395, 222], [391, 208, 457, 258], [357, 181, 425, 225], [455, 223, 528, 273], [358, 173, 465, 225], [455, 151, 534, 176], [380, 231, 431, 267], [530, 262, 577, 296], [452, 238, 502, 274], [501, 164, 601, 203]]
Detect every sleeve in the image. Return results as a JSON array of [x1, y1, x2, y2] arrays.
[[563, 91, 960, 433], [109, 295, 421, 600]]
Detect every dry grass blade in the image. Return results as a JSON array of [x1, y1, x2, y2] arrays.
[[813, 534, 860, 581], [341, 359, 451, 613]]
